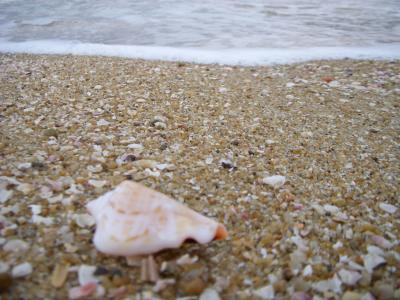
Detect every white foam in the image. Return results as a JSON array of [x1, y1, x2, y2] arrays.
[[0, 40, 399, 65]]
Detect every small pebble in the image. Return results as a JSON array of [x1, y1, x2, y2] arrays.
[[154, 121, 167, 129], [11, 262, 32, 278], [253, 285, 275, 299], [44, 128, 58, 137], [338, 269, 362, 286], [291, 292, 312, 300], [0, 273, 13, 292], [133, 159, 158, 169], [0, 189, 13, 204], [261, 175, 286, 189], [78, 265, 98, 285], [363, 253, 386, 273], [378, 203, 397, 214], [342, 291, 362, 300], [179, 277, 207, 296], [3, 239, 29, 253], [88, 179, 107, 188], [51, 263, 70, 288], [0, 262, 9, 273], [372, 283, 395, 300], [96, 119, 110, 126], [199, 288, 221, 300], [74, 214, 95, 228]]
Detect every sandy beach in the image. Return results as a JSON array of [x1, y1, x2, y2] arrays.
[[0, 53, 399, 299]]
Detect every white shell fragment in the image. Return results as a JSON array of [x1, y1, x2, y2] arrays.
[[3, 239, 29, 253], [338, 269, 362, 286], [199, 288, 221, 300], [0, 261, 10, 273], [88, 179, 107, 188], [176, 254, 198, 265], [74, 213, 96, 228], [86, 181, 228, 256], [253, 285, 275, 300], [0, 189, 13, 204], [312, 274, 342, 293], [78, 265, 98, 285], [378, 203, 397, 214], [261, 175, 286, 189], [11, 262, 33, 278], [362, 253, 386, 273], [370, 235, 393, 249]]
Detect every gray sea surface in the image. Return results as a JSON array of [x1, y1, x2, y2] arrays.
[[0, 0, 399, 48]]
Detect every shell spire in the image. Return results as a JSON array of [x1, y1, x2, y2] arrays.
[[87, 181, 228, 257]]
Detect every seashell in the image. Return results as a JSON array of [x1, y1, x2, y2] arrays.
[[86, 181, 228, 257], [261, 175, 286, 189]]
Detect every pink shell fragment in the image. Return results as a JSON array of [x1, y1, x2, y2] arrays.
[[107, 286, 127, 299], [87, 181, 228, 257], [68, 282, 97, 300], [370, 235, 393, 249]]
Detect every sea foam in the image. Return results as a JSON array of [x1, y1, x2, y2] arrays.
[[0, 40, 399, 65]]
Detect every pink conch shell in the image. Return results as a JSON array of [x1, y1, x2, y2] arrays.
[[86, 181, 228, 256]]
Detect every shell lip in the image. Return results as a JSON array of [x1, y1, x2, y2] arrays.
[[214, 224, 228, 240]]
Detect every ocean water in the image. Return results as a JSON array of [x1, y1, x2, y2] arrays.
[[0, 0, 399, 64]]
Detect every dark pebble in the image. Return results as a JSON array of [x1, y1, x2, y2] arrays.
[[0, 273, 12, 292]]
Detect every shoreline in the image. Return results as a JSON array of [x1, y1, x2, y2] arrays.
[[1, 41, 400, 66], [0, 53, 399, 299]]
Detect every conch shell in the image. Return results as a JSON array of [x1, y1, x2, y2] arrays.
[[87, 181, 228, 257]]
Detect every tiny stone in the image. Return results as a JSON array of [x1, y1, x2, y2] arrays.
[[94, 266, 109, 276], [51, 263, 70, 288], [254, 285, 275, 299], [338, 269, 362, 286], [261, 175, 286, 189], [363, 253, 386, 273], [199, 288, 221, 300], [74, 214, 95, 228], [152, 115, 167, 124], [0, 189, 13, 204], [134, 159, 158, 169], [220, 159, 234, 169], [291, 292, 312, 300], [17, 162, 32, 170], [44, 128, 58, 138], [372, 283, 394, 300], [11, 262, 32, 278], [342, 291, 362, 300], [378, 203, 397, 214], [0, 273, 13, 292], [88, 179, 107, 188], [176, 254, 198, 265], [154, 121, 167, 129], [97, 119, 110, 126], [16, 183, 34, 195], [127, 143, 144, 150], [179, 277, 207, 296], [3, 239, 29, 253], [78, 265, 98, 286], [0, 262, 9, 273], [323, 204, 340, 214], [302, 265, 313, 277]]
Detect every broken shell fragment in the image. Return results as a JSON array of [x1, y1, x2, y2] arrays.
[[86, 181, 228, 257]]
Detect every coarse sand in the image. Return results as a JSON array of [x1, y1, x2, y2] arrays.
[[0, 53, 399, 299]]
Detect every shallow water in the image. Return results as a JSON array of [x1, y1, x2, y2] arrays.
[[0, 0, 399, 64]]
